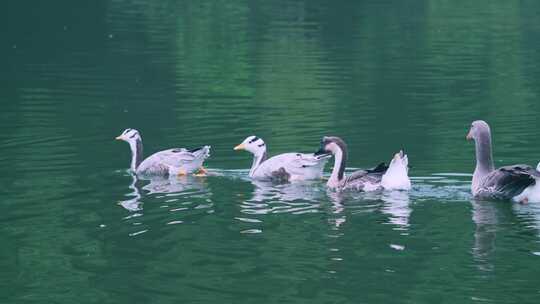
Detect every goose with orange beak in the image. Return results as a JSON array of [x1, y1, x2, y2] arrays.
[[467, 120, 540, 202], [234, 136, 331, 182], [116, 128, 210, 177]]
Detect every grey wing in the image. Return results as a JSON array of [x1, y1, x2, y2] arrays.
[[160, 149, 196, 165], [259, 153, 329, 181], [344, 163, 388, 191], [480, 165, 539, 199], [289, 153, 331, 168], [160, 146, 210, 167], [138, 146, 210, 175]]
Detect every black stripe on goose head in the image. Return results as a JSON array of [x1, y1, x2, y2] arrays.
[[249, 136, 259, 144]]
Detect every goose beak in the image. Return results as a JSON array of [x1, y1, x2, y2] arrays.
[[466, 130, 473, 141], [115, 136, 123, 141], [314, 147, 328, 156], [234, 144, 245, 151]]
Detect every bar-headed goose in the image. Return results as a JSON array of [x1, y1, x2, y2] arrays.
[[233, 136, 331, 182], [318, 136, 411, 191], [116, 128, 210, 177], [467, 120, 540, 203]]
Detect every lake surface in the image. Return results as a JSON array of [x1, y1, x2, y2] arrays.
[[2, 1, 540, 303]]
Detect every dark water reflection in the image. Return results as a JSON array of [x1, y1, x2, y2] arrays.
[[3, 0, 540, 303]]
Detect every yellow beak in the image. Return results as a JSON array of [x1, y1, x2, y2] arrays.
[[115, 136, 123, 140], [234, 144, 245, 151]]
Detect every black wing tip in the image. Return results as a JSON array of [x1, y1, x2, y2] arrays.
[[371, 162, 388, 173], [188, 146, 204, 153]]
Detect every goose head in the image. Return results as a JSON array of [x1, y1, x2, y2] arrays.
[[116, 128, 143, 171], [466, 120, 491, 142], [318, 136, 347, 155], [234, 136, 266, 155], [116, 128, 142, 144]]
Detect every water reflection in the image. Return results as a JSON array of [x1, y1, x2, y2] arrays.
[[142, 175, 208, 195], [325, 190, 347, 229], [471, 200, 498, 272], [241, 180, 326, 215], [326, 189, 412, 232], [118, 172, 142, 212], [513, 203, 540, 239], [381, 191, 411, 231], [118, 173, 210, 213]]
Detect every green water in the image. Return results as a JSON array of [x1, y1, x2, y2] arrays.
[[3, 1, 540, 303]]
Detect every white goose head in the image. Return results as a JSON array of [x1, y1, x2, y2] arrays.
[[234, 136, 268, 177], [116, 128, 143, 171], [116, 128, 142, 144], [234, 136, 266, 155]]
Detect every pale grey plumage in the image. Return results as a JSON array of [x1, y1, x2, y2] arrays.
[[116, 128, 210, 177], [234, 135, 331, 182]]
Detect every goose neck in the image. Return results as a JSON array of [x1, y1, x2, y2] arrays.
[[129, 139, 143, 171]]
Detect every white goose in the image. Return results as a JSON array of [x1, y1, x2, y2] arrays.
[[116, 128, 210, 177], [318, 136, 411, 191], [233, 136, 331, 182], [467, 120, 540, 203]]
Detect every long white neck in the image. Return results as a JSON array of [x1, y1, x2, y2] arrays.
[[328, 148, 346, 187], [249, 148, 267, 177], [128, 139, 143, 171]]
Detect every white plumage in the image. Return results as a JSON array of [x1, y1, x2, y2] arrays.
[[234, 136, 330, 182]]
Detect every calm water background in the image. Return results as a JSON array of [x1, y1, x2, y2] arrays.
[[2, 1, 540, 303]]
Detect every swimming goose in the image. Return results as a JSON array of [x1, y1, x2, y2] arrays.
[[467, 120, 540, 202], [115, 128, 210, 177], [233, 136, 331, 182], [318, 136, 411, 191]]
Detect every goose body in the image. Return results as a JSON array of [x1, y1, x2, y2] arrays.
[[234, 136, 331, 182], [467, 120, 540, 202], [318, 136, 411, 191], [116, 128, 210, 177]]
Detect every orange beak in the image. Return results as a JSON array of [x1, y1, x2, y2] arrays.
[[234, 143, 245, 151], [466, 130, 473, 141]]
